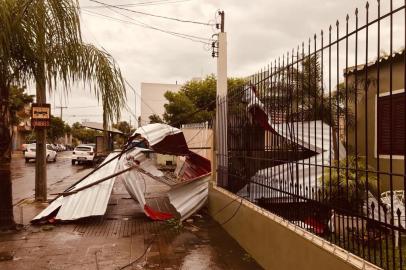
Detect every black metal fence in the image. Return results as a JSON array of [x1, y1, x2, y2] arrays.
[[218, 1, 406, 269]]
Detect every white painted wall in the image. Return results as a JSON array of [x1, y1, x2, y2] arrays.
[[140, 82, 182, 126]]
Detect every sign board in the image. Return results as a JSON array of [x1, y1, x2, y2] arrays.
[[31, 103, 51, 127]]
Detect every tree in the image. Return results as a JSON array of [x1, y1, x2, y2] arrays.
[[113, 121, 132, 136], [259, 54, 363, 159], [9, 85, 34, 126], [149, 114, 164, 124], [163, 75, 245, 127], [321, 156, 377, 213], [0, 0, 126, 229], [64, 123, 71, 136], [71, 122, 100, 144], [47, 116, 66, 143]]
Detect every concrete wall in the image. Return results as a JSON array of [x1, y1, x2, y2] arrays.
[[182, 127, 213, 162], [156, 154, 177, 166], [209, 185, 380, 270], [140, 82, 182, 126]]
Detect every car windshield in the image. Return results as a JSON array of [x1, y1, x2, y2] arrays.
[[75, 146, 91, 152], [46, 145, 53, 150]]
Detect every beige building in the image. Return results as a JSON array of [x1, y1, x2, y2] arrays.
[[140, 82, 182, 126], [346, 51, 405, 191]]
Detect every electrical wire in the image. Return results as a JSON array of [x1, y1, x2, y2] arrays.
[[82, 0, 191, 9], [82, 10, 211, 44], [218, 197, 244, 226], [101, 4, 212, 43], [65, 105, 102, 109], [89, 0, 214, 26]]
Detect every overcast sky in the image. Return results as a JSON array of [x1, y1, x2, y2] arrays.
[[30, 0, 404, 125]]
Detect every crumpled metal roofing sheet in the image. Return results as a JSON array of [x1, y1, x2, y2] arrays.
[[32, 152, 120, 221], [133, 123, 181, 146], [134, 123, 190, 155], [167, 175, 210, 221]]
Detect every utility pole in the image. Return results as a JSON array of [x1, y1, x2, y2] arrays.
[[56, 106, 67, 120], [215, 11, 228, 186], [35, 0, 47, 202]]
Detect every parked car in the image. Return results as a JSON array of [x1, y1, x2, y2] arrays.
[[50, 143, 59, 152], [21, 141, 36, 154], [58, 144, 66, 151], [65, 144, 74, 151], [71, 145, 95, 165], [24, 144, 57, 163], [21, 143, 29, 154]]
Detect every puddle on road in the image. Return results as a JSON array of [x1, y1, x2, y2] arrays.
[[142, 212, 262, 270]]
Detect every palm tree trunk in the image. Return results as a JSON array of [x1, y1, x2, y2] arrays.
[[35, 0, 47, 201], [103, 105, 109, 154], [0, 84, 16, 229]]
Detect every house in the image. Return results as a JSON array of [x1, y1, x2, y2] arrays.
[[11, 104, 32, 151], [346, 50, 406, 192], [140, 82, 182, 126]]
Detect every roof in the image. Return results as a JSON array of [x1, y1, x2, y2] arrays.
[[344, 49, 405, 76], [82, 122, 123, 134], [133, 123, 189, 155]]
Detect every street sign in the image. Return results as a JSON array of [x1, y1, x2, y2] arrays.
[[31, 103, 51, 127]]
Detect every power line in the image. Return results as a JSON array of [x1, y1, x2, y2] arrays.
[[82, 0, 191, 9], [99, 5, 211, 42], [82, 10, 212, 44], [124, 79, 163, 123], [89, 0, 214, 26], [65, 105, 102, 109]]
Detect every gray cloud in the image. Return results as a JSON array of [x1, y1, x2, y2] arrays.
[[57, 0, 398, 125]]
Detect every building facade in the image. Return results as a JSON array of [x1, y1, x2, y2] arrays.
[[140, 82, 182, 126], [347, 51, 406, 192]]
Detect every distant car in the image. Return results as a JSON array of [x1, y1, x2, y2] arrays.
[[58, 144, 66, 151], [71, 145, 95, 165], [24, 144, 57, 163], [50, 143, 59, 152]]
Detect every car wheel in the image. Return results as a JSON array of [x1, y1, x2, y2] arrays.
[[53, 156, 57, 162], [71, 160, 76, 165], [46, 155, 50, 162], [25, 158, 29, 163]]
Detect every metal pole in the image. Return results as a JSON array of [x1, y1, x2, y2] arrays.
[[56, 106, 67, 120]]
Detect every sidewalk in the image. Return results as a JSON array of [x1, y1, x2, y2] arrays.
[[2, 167, 262, 269]]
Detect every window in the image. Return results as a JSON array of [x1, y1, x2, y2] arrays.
[[75, 147, 91, 152], [377, 91, 406, 156]]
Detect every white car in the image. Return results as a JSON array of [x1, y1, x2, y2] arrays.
[[24, 144, 57, 163], [71, 145, 95, 165]]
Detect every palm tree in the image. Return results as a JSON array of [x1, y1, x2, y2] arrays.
[[0, 0, 126, 229]]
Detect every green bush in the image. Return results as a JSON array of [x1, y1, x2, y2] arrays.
[[320, 155, 378, 213]]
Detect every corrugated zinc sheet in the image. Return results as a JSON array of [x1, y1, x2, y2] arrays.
[[167, 176, 210, 221], [133, 123, 181, 146], [33, 152, 120, 221]]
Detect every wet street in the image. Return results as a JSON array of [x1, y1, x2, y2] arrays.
[[11, 151, 93, 205], [4, 151, 263, 269]]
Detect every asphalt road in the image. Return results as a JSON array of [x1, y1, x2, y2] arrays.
[[11, 151, 93, 205]]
